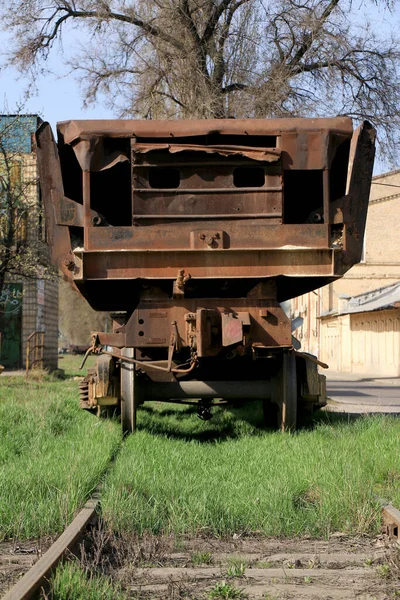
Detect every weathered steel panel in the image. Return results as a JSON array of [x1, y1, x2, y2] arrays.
[[87, 224, 330, 251], [81, 249, 334, 280], [131, 189, 282, 218], [35, 123, 75, 285], [345, 121, 376, 262], [57, 117, 354, 144], [36, 116, 375, 312], [117, 297, 292, 349]]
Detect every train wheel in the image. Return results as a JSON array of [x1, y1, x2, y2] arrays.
[[120, 348, 139, 434]]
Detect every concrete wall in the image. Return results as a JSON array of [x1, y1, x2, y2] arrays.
[[323, 195, 400, 313]]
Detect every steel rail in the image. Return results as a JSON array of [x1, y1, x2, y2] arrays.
[[2, 490, 100, 600], [3, 429, 125, 599]]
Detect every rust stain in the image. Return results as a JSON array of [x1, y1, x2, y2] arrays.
[[36, 116, 375, 321]]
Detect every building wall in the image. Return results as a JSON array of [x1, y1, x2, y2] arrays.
[[322, 179, 400, 315], [19, 147, 59, 370], [291, 169, 400, 374], [320, 309, 400, 376], [351, 310, 400, 376], [1, 115, 58, 370], [20, 278, 59, 370], [21, 280, 37, 368]]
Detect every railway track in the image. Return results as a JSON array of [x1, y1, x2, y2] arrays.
[[1, 492, 399, 599], [122, 535, 398, 599], [1, 490, 100, 600]]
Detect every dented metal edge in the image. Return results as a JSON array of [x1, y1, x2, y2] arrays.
[[57, 116, 354, 145]]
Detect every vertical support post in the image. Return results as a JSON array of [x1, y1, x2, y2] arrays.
[[121, 348, 137, 433], [281, 352, 297, 431], [83, 170, 91, 248], [272, 351, 297, 432], [35, 334, 38, 369], [26, 337, 30, 375], [323, 169, 330, 225], [41, 332, 44, 368], [130, 137, 137, 224]]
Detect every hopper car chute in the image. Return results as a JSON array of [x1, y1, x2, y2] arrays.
[[35, 117, 375, 432]]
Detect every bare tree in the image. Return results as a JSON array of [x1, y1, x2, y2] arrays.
[[2, 1, 400, 152], [0, 115, 56, 301]]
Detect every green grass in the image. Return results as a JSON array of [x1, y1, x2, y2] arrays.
[[208, 581, 246, 599], [47, 562, 128, 600], [191, 551, 213, 565], [0, 365, 121, 540], [226, 556, 247, 577], [2, 355, 400, 542], [57, 353, 97, 378], [101, 402, 400, 538]]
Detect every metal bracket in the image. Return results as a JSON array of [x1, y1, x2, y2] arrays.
[[173, 269, 191, 298]]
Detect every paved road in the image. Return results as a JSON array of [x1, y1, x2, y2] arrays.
[[325, 371, 400, 413]]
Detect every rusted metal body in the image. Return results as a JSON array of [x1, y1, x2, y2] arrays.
[[36, 117, 375, 431]]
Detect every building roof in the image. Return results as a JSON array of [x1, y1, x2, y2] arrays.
[[321, 282, 400, 318]]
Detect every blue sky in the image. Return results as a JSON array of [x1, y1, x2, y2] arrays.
[[0, 26, 115, 132]]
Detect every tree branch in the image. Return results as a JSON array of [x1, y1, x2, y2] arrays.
[[222, 82, 248, 93], [288, 0, 340, 68], [203, 0, 249, 44], [35, 3, 186, 53]]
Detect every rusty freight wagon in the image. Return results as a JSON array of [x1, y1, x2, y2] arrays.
[[36, 117, 375, 432]]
